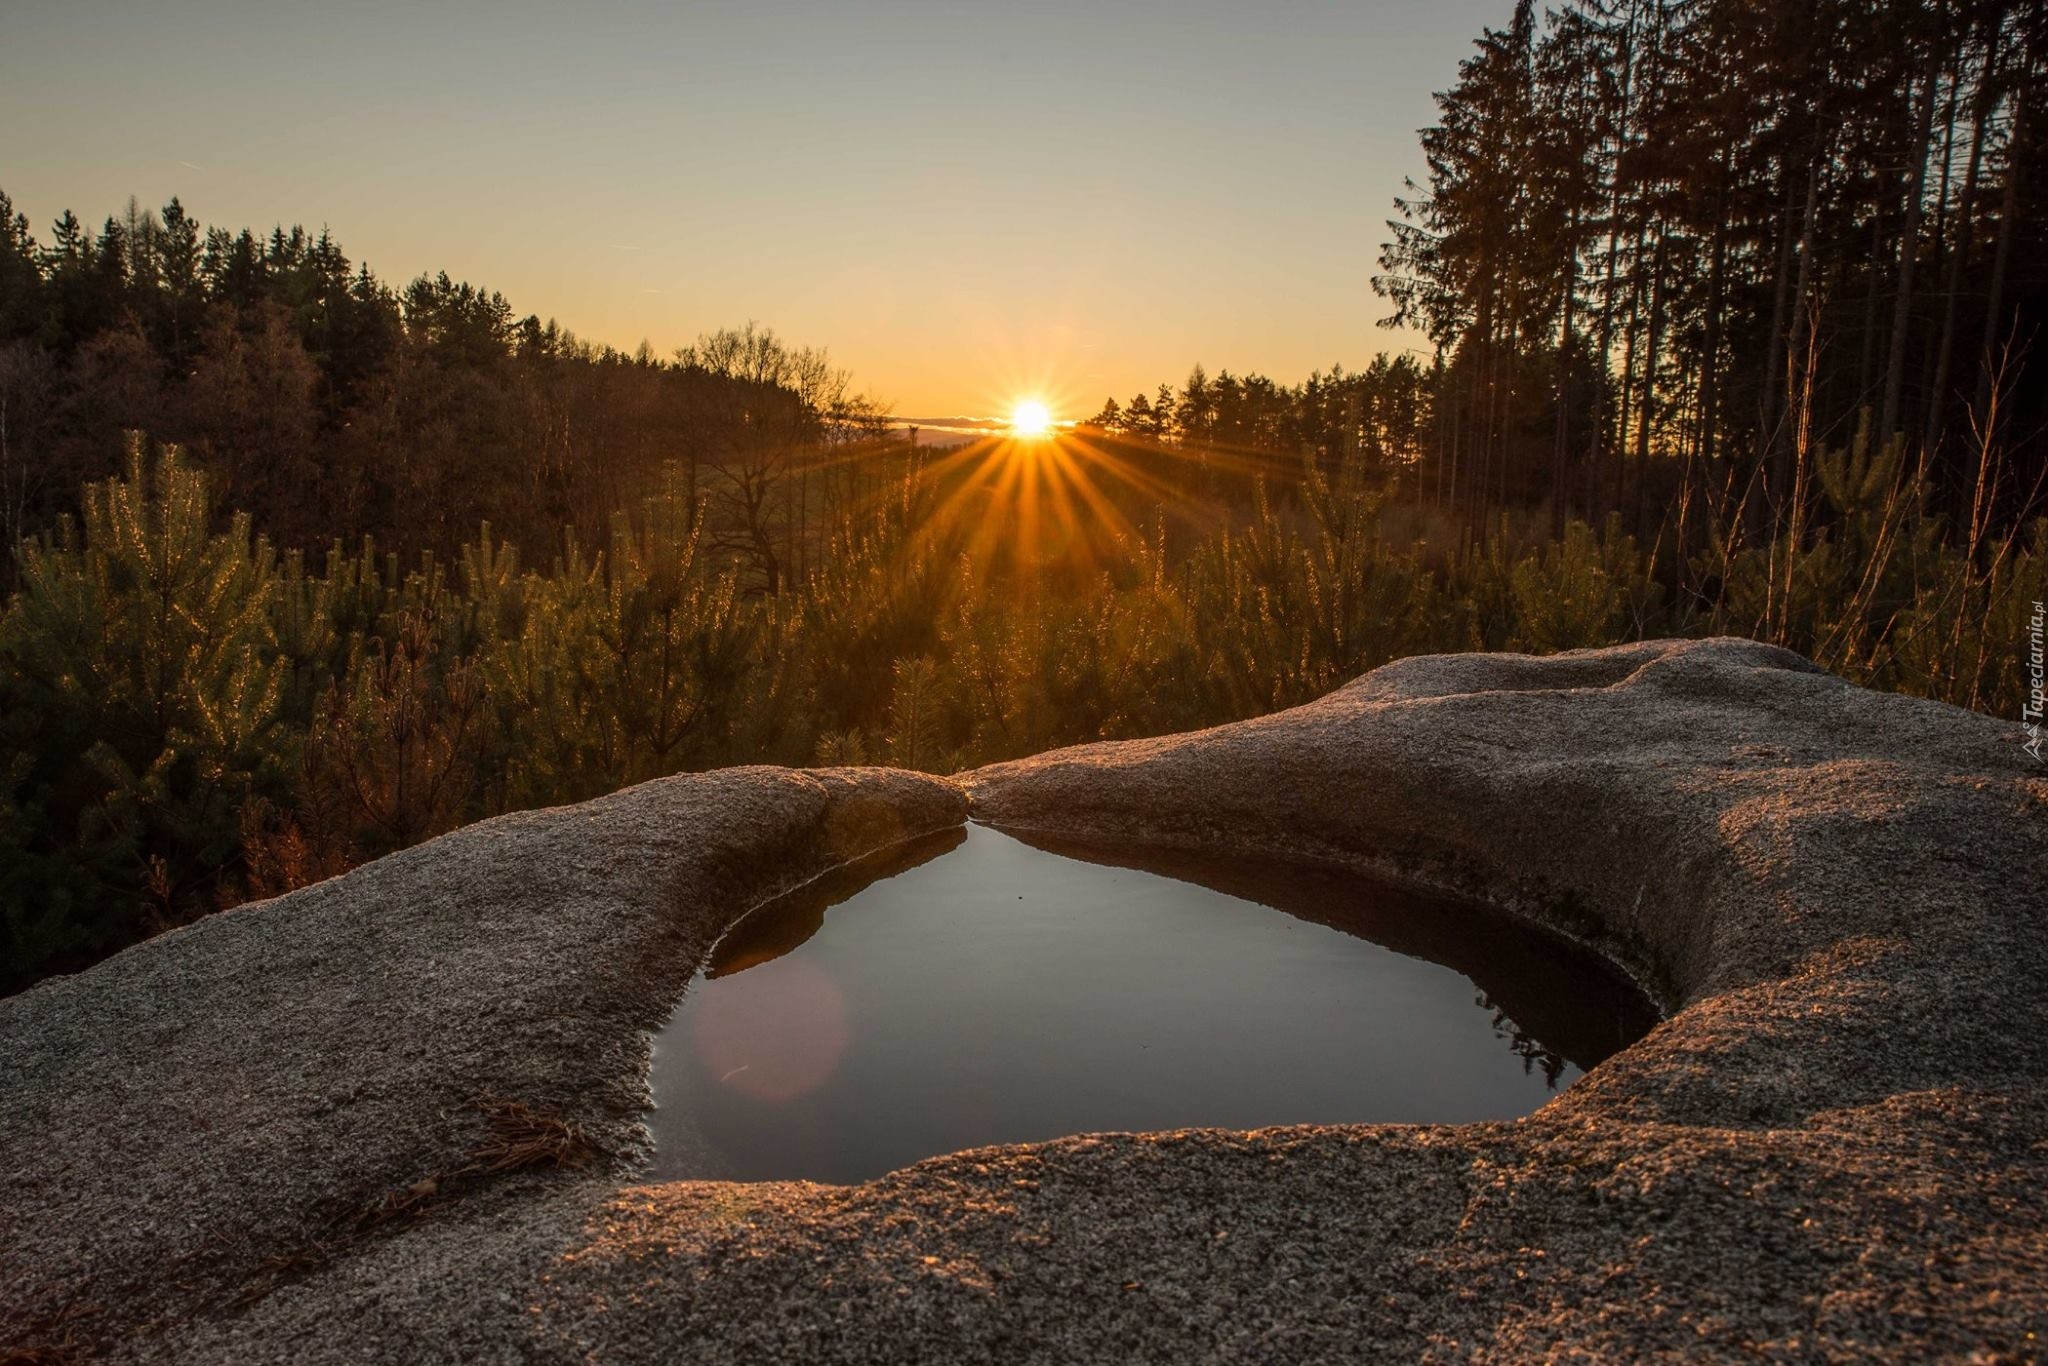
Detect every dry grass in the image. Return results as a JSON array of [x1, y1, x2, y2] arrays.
[[0, 1293, 101, 1365], [461, 1095, 604, 1177]]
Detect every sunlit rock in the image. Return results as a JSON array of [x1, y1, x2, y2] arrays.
[[2, 638, 2041, 1361]]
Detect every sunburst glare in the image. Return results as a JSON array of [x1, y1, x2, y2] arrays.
[[1009, 399, 1054, 439]]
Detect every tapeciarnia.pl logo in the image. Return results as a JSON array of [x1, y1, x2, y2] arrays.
[[2026, 599, 2044, 762]]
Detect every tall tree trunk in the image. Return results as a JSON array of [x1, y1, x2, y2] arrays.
[[1468, 275, 1498, 536], [1587, 209, 1622, 521], [1758, 165, 1799, 469], [1588, 12, 1637, 525], [1552, 227, 1578, 537], [1925, 20, 1999, 473], [1630, 223, 1669, 539], [1442, 376, 1461, 521], [1973, 61, 2026, 434], [1880, 43, 1943, 443], [797, 450, 809, 585], [1776, 149, 1824, 522], [1855, 208, 1886, 408], [1697, 157, 1731, 481]]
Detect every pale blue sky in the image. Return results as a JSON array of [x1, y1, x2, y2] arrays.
[[3, 0, 1510, 414]]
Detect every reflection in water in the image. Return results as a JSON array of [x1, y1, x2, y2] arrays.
[[648, 824, 1657, 1184], [705, 827, 966, 978]]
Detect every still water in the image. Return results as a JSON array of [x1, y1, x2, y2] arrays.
[[647, 823, 1656, 1184]]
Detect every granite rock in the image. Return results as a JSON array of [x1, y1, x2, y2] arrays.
[[2, 638, 2042, 1362]]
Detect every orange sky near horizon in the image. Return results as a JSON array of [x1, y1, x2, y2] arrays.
[[2, 0, 1509, 417]]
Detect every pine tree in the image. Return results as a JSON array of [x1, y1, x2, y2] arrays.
[[0, 192, 43, 343], [0, 441, 290, 983], [154, 197, 202, 361]]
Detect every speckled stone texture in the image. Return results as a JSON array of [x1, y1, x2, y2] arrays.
[[3, 638, 2044, 1362]]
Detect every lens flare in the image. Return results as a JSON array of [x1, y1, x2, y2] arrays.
[[693, 958, 849, 1103]]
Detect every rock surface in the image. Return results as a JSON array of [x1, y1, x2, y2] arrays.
[[3, 638, 2044, 1361]]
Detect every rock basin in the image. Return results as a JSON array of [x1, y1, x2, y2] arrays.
[[646, 823, 1657, 1184]]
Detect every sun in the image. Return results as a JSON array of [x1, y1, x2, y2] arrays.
[[1009, 399, 1053, 439]]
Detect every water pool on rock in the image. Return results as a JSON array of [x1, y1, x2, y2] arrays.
[[647, 823, 1657, 1184]]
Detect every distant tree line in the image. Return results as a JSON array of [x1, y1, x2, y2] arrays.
[[0, 192, 886, 587], [1082, 355, 1435, 480]]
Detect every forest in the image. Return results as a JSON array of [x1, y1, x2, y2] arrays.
[[1, 0, 2043, 990]]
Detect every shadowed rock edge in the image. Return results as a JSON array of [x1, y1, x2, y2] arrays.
[[2, 637, 2042, 1362]]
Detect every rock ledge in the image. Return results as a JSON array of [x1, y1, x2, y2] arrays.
[[2, 638, 2042, 1361]]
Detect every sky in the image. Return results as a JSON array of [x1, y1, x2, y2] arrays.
[[3, 0, 1508, 419]]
